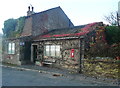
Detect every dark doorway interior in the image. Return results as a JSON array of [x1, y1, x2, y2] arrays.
[[33, 45, 37, 63], [24, 42, 31, 62]]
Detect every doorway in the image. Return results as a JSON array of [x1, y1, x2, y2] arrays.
[[31, 45, 38, 63]]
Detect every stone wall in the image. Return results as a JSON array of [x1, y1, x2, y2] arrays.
[[35, 39, 80, 72], [2, 39, 21, 65], [60, 39, 80, 72], [84, 27, 107, 58], [82, 59, 120, 79]]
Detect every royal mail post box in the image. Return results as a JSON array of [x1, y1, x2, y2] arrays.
[[71, 49, 74, 57]]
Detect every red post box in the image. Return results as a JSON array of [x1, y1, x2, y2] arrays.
[[71, 49, 74, 57]]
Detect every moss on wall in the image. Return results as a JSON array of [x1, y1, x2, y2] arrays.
[[83, 59, 119, 79]]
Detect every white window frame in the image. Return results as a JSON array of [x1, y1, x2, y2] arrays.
[[44, 45, 60, 57], [8, 42, 15, 54]]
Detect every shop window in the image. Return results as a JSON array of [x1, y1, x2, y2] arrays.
[[45, 45, 50, 56], [8, 43, 15, 54], [44, 45, 60, 57], [51, 45, 55, 56]]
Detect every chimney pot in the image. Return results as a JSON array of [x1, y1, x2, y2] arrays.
[[32, 7, 34, 11], [28, 6, 30, 11]]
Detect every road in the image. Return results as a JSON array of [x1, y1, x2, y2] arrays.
[[1, 66, 118, 86]]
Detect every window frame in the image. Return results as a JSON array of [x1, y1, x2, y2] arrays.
[[8, 42, 15, 54], [44, 45, 61, 57]]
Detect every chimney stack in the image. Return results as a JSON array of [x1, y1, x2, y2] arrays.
[[27, 5, 35, 16]]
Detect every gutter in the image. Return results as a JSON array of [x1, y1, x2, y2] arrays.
[[33, 36, 82, 42]]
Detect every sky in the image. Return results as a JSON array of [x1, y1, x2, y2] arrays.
[[0, 0, 119, 34]]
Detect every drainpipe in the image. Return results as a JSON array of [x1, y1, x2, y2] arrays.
[[79, 36, 85, 73]]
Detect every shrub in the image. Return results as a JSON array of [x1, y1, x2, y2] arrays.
[[105, 26, 120, 44]]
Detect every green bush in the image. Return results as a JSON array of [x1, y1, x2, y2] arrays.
[[2, 16, 25, 38], [105, 26, 120, 44], [2, 18, 17, 37]]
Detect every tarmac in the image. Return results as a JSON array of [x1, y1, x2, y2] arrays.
[[1, 62, 120, 86]]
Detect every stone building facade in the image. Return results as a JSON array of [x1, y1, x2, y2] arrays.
[[2, 36, 31, 65], [2, 38, 21, 65], [2, 6, 74, 65], [32, 38, 82, 72], [30, 22, 106, 72], [2, 6, 106, 72]]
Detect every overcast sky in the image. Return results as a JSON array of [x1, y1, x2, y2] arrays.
[[0, 0, 119, 34]]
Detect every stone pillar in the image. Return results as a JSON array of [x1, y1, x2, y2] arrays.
[[79, 36, 85, 73], [31, 44, 33, 62]]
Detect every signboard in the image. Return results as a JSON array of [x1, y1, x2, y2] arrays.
[[20, 42, 25, 46]]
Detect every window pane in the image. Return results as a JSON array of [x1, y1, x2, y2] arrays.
[[8, 43, 15, 54], [44, 45, 61, 57], [45, 45, 50, 56], [12, 43, 15, 54], [56, 45, 60, 57], [56, 45, 60, 51], [8, 43, 12, 54], [51, 45, 55, 56]]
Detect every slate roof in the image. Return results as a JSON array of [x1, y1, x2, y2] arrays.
[[40, 25, 85, 36], [21, 6, 74, 37], [33, 22, 103, 41]]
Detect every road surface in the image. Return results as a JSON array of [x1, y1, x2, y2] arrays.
[[1, 66, 118, 86]]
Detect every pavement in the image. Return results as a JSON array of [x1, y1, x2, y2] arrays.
[[1, 64, 66, 77], [1, 62, 120, 86]]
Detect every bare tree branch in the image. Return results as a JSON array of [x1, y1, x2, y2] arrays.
[[104, 11, 118, 25]]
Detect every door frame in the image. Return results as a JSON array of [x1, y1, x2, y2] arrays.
[[31, 44, 38, 63]]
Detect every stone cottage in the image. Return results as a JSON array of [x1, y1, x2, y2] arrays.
[[2, 6, 73, 65], [2, 6, 106, 72]]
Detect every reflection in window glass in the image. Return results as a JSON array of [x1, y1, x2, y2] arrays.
[[51, 45, 55, 56], [8, 43, 15, 54], [12, 43, 15, 54], [45, 45, 50, 56], [56, 45, 60, 57], [8, 43, 12, 54], [44, 45, 60, 57]]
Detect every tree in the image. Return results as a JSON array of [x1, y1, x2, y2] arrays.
[[16, 16, 25, 33], [104, 12, 118, 26], [13, 16, 25, 37], [105, 26, 120, 44], [2, 16, 25, 38], [2, 18, 17, 37]]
